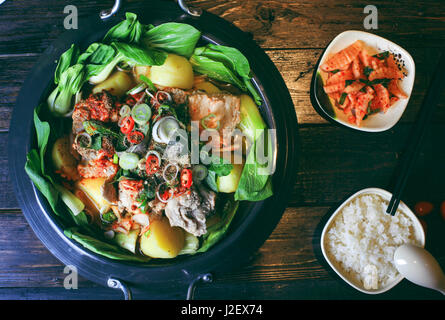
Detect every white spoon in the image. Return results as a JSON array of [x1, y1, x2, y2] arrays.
[[394, 244, 445, 295]]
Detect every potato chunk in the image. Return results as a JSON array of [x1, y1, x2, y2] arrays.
[[140, 217, 185, 258], [133, 66, 151, 84], [76, 178, 110, 213], [51, 135, 78, 180], [92, 71, 134, 97], [194, 81, 220, 93], [216, 163, 244, 193], [150, 54, 194, 89]]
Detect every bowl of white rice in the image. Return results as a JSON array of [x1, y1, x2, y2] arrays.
[[320, 188, 425, 294]]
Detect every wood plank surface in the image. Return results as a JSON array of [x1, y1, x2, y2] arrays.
[[1, 47, 445, 131], [1, 0, 444, 300]]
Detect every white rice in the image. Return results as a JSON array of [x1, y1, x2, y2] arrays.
[[325, 193, 422, 290]]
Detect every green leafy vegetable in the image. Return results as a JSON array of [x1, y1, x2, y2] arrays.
[[90, 135, 103, 151], [77, 42, 116, 80], [88, 42, 167, 84], [64, 228, 151, 262], [25, 107, 90, 227], [207, 156, 233, 177], [103, 12, 143, 44], [198, 196, 239, 252], [47, 64, 85, 116], [54, 44, 80, 85], [234, 138, 273, 201], [83, 120, 127, 151], [190, 45, 263, 105], [205, 170, 218, 192], [143, 22, 201, 58], [234, 95, 273, 201], [25, 150, 60, 215], [112, 41, 167, 66], [190, 54, 245, 88]]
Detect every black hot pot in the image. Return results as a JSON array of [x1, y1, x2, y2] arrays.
[[8, 0, 298, 299]]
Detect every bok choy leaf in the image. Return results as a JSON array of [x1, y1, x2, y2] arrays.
[[143, 22, 201, 58], [190, 44, 263, 105], [88, 42, 167, 84], [103, 12, 143, 44], [54, 44, 80, 85], [47, 64, 85, 116]]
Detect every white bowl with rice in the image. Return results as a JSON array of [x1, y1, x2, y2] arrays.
[[320, 188, 425, 294]]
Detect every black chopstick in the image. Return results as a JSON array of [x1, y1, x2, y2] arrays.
[[387, 50, 445, 216]]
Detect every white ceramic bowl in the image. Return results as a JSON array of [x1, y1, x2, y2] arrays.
[[316, 30, 416, 132], [320, 188, 425, 294]]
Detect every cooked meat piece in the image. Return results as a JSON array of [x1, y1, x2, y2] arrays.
[[72, 91, 119, 133], [101, 182, 118, 205], [188, 92, 241, 148], [147, 198, 167, 216], [162, 141, 190, 166], [77, 158, 118, 180], [118, 179, 144, 214], [73, 136, 115, 161], [160, 87, 188, 105], [196, 182, 216, 213], [164, 185, 216, 236]]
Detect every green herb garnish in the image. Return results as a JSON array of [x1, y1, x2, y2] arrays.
[[373, 51, 390, 60], [363, 66, 374, 77], [345, 79, 355, 87], [339, 92, 348, 105]]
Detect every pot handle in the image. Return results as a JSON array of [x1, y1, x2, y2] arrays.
[[186, 273, 213, 300], [107, 277, 132, 300], [106, 273, 213, 300], [177, 0, 203, 17], [99, 0, 202, 20], [100, 0, 121, 20]]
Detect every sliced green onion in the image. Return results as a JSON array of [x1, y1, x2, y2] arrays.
[[117, 61, 132, 72], [119, 104, 131, 117], [339, 92, 348, 105], [126, 82, 147, 95], [140, 74, 157, 92], [131, 103, 152, 125], [201, 113, 220, 130], [373, 51, 389, 60], [119, 152, 140, 170], [101, 211, 117, 223], [158, 117, 180, 143], [113, 153, 119, 164], [192, 164, 208, 181], [363, 66, 374, 77]]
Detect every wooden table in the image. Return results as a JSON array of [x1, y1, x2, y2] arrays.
[[1, 0, 445, 300]]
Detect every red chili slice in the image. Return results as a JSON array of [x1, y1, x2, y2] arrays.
[[127, 131, 144, 144], [146, 155, 159, 175], [120, 116, 134, 134], [180, 168, 193, 189], [161, 190, 172, 201]]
